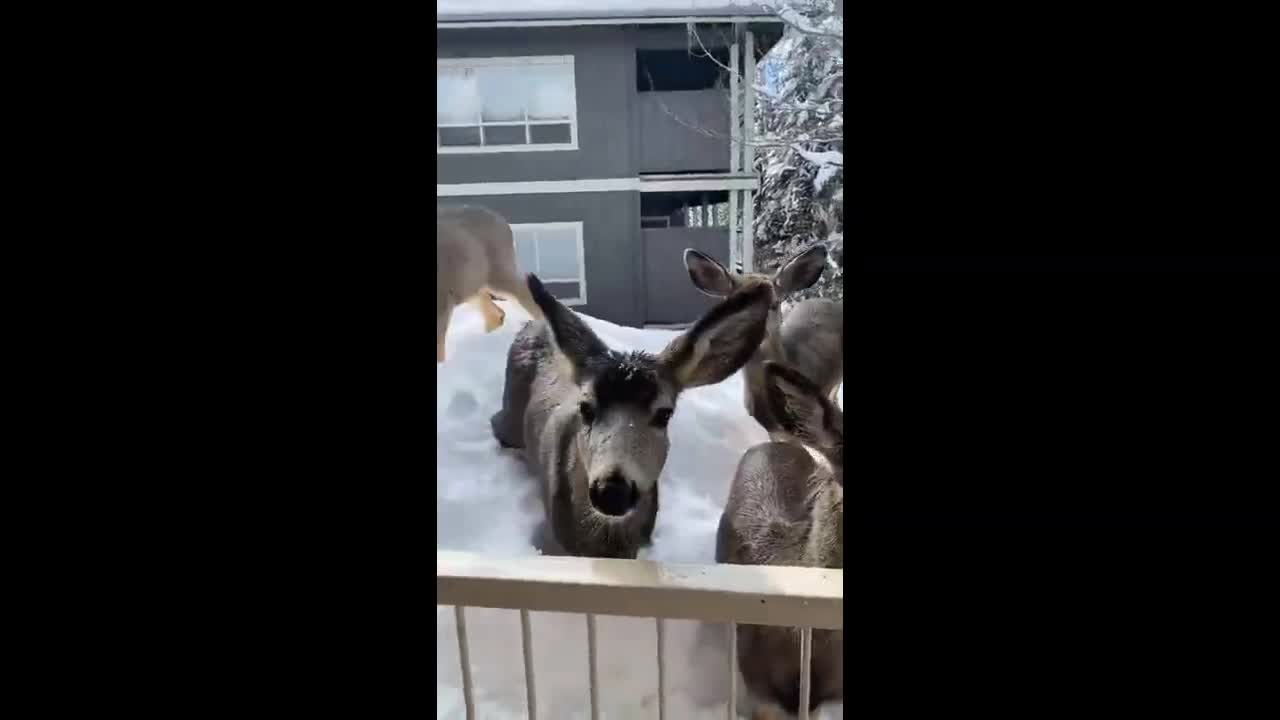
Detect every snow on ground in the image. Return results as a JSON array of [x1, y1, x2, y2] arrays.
[[437, 300, 842, 719]]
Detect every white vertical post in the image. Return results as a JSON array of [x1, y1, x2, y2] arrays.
[[521, 609, 537, 720], [454, 606, 476, 720], [727, 622, 737, 719], [744, 30, 756, 175], [586, 613, 599, 720], [743, 30, 757, 273], [656, 618, 666, 720], [729, 190, 739, 268], [730, 30, 741, 173], [798, 627, 813, 720], [728, 30, 741, 271]]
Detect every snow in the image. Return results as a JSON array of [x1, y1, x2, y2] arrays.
[[770, 1, 843, 37], [437, 301, 843, 719], [796, 149, 843, 194], [438, 0, 776, 23]]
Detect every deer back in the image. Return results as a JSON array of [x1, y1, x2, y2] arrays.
[[436, 204, 515, 300], [780, 297, 844, 398]]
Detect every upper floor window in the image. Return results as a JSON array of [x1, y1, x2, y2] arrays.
[[437, 56, 578, 154]]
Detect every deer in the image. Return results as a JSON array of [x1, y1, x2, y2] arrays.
[[716, 361, 844, 719], [437, 204, 543, 363], [490, 272, 773, 559], [683, 244, 843, 434]]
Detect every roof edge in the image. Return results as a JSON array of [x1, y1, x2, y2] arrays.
[[438, 15, 783, 29]]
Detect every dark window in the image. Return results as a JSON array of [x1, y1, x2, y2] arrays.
[[637, 48, 731, 92], [530, 124, 573, 144], [439, 127, 481, 147], [483, 126, 527, 146]]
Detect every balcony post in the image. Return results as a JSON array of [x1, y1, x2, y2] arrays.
[[743, 30, 757, 273], [729, 26, 741, 270]]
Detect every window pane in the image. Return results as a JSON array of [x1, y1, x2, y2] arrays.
[[514, 235, 537, 274], [526, 65, 574, 120], [479, 65, 526, 122], [542, 281, 581, 302], [530, 123, 572, 145], [439, 127, 481, 147], [537, 231, 580, 280], [438, 66, 480, 124], [483, 125, 527, 146]]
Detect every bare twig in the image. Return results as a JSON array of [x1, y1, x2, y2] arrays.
[[685, 22, 841, 115]]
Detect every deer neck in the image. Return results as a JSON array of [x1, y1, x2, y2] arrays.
[[802, 479, 843, 569], [758, 326, 787, 365], [744, 329, 788, 416]]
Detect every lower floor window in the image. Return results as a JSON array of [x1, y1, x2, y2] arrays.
[[510, 221, 586, 305]]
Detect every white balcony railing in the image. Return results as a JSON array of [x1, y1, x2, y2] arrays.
[[438, 550, 844, 719]]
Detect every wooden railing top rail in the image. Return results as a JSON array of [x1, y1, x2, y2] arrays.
[[437, 551, 843, 630]]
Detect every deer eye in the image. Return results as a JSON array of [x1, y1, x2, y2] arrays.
[[578, 401, 596, 426], [651, 408, 674, 428]]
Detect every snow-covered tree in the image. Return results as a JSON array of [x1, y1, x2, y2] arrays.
[[665, 1, 843, 301], [753, 0, 843, 304]]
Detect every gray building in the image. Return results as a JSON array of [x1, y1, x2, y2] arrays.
[[437, 1, 783, 326]]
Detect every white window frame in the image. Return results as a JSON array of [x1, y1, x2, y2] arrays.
[[436, 55, 579, 155], [510, 221, 587, 306]]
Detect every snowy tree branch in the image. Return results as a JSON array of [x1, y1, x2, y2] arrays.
[[766, 1, 845, 42]]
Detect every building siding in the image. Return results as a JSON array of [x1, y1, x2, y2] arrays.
[[636, 90, 731, 173], [642, 227, 731, 325]]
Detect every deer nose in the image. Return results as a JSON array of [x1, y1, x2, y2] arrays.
[[589, 473, 637, 517]]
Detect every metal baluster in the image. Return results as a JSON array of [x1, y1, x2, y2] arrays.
[[727, 622, 737, 719], [521, 609, 537, 720], [587, 613, 599, 720], [454, 606, 475, 720], [798, 627, 813, 720], [656, 618, 666, 720]]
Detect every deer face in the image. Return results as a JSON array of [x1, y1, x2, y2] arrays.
[[570, 353, 676, 516], [684, 244, 828, 344], [525, 273, 773, 519], [763, 361, 844, 475]]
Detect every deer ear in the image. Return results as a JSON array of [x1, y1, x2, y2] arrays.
[[763, 361, 836, 443], [527, 273, 608, 373], [683, 249, 735, 297], [657, 282, 771, 389], [774, 244, 828, 293]]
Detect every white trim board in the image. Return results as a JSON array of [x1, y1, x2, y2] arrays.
[[439, 16, 783, 29], [437, 176, 758, 197]]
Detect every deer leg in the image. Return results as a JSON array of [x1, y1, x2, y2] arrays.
[[437, 297, 454, 364], [488, 267, 545, 322], [471, 291, 506, 332]]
